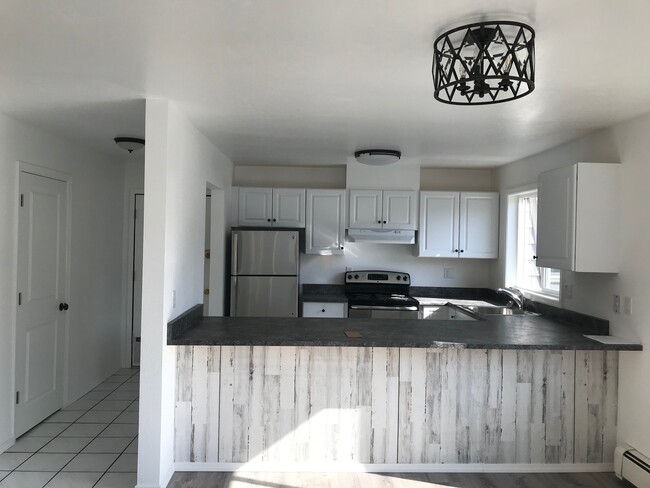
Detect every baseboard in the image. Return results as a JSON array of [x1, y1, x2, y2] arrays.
[[0, 437, 16, 454], [135, 463, 175, 488], [174, 462, 614, 473]]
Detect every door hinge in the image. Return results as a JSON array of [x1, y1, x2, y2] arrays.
[[204, 288, 210, 295], [20, 194, 24, 207], [18, 292, 22, 306], [15, 391, 19, 404], [205, 249, 210, 259]]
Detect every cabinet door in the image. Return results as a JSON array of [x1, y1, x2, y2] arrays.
[[306, 190, 346, 255], [383, 191, 417, 230], [238, 187, 273, 227], [459, 192, 499, 259], [273, 188, 305, 228], [418, 192, 459, 258], [302, 302, 347, 318], [349, 190, 383, 229], [537, 165, 576, 270]]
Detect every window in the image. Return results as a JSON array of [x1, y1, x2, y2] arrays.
[[512, 190, 560, 297]]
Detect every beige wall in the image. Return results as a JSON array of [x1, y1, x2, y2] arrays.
[[234, 165, 346, 188]]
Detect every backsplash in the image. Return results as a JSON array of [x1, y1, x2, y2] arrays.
[[300, 241, 492, 287]]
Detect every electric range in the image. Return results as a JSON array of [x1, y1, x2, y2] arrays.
[[345, 270, 420, 319]]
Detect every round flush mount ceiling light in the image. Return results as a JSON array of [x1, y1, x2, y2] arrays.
[[114, 137, 145, 153], [433, 20, 535, 105], [354, 149, 401, 166]]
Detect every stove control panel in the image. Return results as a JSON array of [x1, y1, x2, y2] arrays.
[[345, 270, 410, 285]]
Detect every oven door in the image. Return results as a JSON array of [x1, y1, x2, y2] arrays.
[[348, 306, 419, 319]]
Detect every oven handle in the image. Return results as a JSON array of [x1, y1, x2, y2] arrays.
[[348, 305, 419, 311]]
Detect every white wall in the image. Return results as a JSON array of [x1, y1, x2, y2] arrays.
[[0, 113, 126, 450], [301, 243, 492, 287], [494, 112, 650, 457], [138, 100, 233, 488]]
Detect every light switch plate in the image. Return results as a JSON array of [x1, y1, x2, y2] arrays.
[[624, 296, 632, 315], [443, 268, 455, 279]]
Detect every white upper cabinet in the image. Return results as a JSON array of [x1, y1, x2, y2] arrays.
[[418, 191, 499, 259], [418, 192, 459, 258], [382, 191, 418, 230], [537, 163, 619, 272], [238, 187, 273, 227], [349, 190, 417, 230], [349, 190, 382, 229], [459, 192, 499, 258], [273, 188, 306, 228], [237, 187, 305, 228], [305, 189, 346, 255]]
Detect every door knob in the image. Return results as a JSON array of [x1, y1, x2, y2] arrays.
[[59, 303, 69, 311]]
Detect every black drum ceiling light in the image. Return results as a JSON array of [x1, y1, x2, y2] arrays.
[[433, 20, 535, 105]]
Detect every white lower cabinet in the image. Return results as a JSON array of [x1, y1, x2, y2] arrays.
[[418, 191, 499, 258], [302, 302, 347, 318]]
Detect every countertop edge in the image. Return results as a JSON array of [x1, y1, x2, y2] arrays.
[[167, 312, 642, 351]]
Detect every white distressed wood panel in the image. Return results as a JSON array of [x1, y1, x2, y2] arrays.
[[398, 349, 580, 465], [214, 346, 399, 464], [176, 346, 617, 467], [574, 351, 618, 463]]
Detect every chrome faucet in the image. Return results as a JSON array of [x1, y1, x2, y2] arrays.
[[497, 287, 525, 309]]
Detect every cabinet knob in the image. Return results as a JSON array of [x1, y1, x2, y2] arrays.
[[267, 218, 271, 222], [383, 220, 387, 224], [533, 255, 538, 259], [321, 309, 325, 313], [377, 220, 381, 224], [454, 249, 459, 253], [460, 250, 464, 253], [340, 246, 344, 250], [59, 302, 69, 311], [273, 218, 277, 222]]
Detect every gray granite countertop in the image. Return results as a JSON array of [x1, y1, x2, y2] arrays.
[[168, 308, 642, 351], [301, 284, 347, 303]]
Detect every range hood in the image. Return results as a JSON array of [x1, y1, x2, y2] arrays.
[[347, 228, 415, 244]]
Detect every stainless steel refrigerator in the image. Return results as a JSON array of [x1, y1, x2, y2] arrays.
[[230, 229, 299, 317]]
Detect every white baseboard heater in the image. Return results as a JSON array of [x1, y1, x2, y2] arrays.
[[615, 444, 650, 488]]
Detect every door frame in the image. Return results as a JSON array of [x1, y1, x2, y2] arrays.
[[14, 161, 72, 437], [123, 189, 144, 368]]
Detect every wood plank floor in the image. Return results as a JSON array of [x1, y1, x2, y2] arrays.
[[167, 471, 631, 488]]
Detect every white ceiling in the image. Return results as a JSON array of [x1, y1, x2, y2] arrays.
[[1, 0, 650, 167]]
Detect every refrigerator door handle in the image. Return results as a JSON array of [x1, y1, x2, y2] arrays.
[[230, 276, 238, 316], [231, 232, 239, 275]]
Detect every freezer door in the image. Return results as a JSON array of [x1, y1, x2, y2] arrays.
[[230, 276, 298, 317], [232, 230, 299, 276]]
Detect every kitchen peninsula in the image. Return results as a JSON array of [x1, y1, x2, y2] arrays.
[[170, 304, 640, 470]]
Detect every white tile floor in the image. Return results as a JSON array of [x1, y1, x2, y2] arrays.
[[0, 368, 139, 487]]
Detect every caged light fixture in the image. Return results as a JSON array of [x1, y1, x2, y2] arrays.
[[432, 20, 535, 105]]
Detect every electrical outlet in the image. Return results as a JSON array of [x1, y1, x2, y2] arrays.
[[173, 290, 177, 309], [624, 296, 632, 315], [443, 268, 455, 279], [613, 294, 620, 313]]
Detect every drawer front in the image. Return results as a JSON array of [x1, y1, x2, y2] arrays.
[[302, 302, 346, 318]]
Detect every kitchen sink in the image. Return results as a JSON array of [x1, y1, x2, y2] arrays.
[[420, 304, 481, 321], [461, 305, 527, 316]]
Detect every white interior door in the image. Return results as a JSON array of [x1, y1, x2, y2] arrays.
[[16, 171, 68, 437], [132, 194, 144, 367]]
